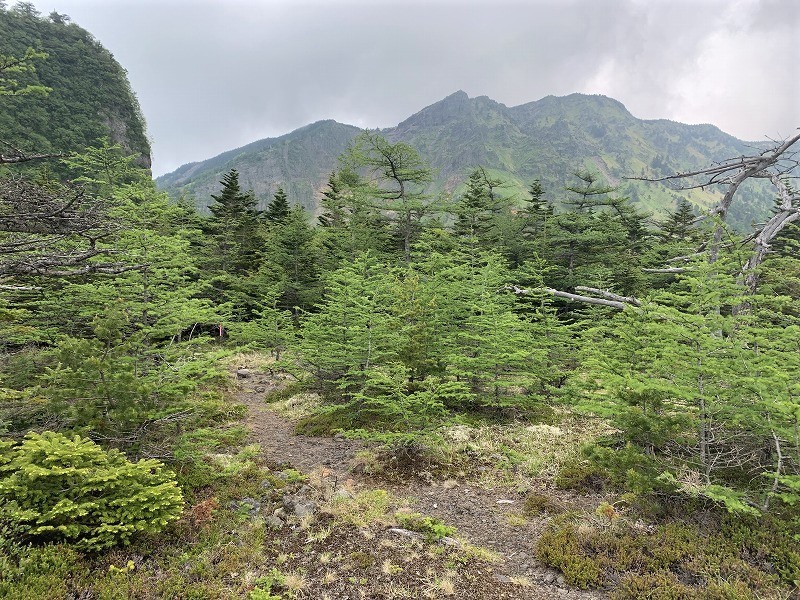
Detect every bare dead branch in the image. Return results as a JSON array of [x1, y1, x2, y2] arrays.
[[739, 175, 800, 294], [574, 286, 642, 307], [0, 175, 135, 278], [510, 284, 639, 310], [643, 267, 693, 274], [0, 140, 63, 164], [0, 284, 42, 291], [633, 131, 800, 285]]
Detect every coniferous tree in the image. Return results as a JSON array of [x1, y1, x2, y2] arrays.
[[541, 172, 650, 299], [583, 257, 800, 513], [317, 168, 390, 270], [264, 204, 321, 316], [563, 169, 617, 211], [521, 179, 554, 240], [205, 168, 262, 274], [264, 185, 290, 224], [200, 169, 265, 321], [344, 132, 435, 264], [657, 199, 699, 244], [452, 168, 495, 249], [444, 252, 546, 410], [300, 251, 399, 386]]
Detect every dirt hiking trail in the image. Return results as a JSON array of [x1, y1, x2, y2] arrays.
[[234, 369, 606, 599]]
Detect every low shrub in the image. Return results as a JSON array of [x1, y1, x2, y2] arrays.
[[523, 492, 566, 516], [0, 431, 183, 550], [612, 571, 695, 600], [537, 511, 798, 597], [0, 542, 86, 600], [554, 459, 607, 492], [535, 516, 602, 589]]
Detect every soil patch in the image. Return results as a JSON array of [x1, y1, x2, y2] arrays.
[[233, 370, 607, 599]]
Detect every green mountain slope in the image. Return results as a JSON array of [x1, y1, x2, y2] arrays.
[[157, 120, 361, 213], [0, 5, 150, 168], [158, 91, 773, 229], [386, 91, 771, 228]]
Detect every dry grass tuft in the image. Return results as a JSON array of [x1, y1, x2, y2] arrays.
[[436, 412, 612, 487]]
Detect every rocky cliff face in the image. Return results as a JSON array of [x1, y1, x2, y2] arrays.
[[157, 120, 362, 213]]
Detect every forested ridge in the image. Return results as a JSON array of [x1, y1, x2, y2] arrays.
[[157, 90, 775, 231], [1, 5, 800, 599], [0, 3, 150, 171]]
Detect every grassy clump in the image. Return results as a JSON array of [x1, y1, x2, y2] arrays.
[[522, 491, 567, 517], [324, 489, 395, 527], [394, 511, 456, 542]]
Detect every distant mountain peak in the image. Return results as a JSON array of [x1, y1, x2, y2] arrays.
[[395, 90, 486, 131], [446, 90, 469, 100], [157, 91, 768, 229]]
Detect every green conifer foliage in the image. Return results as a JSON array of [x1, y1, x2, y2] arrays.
[[344, 132, 434, 263], [300, 252, 399, 386], [0, 431, 182, 550], [201, 169, 265, 320], [264, 204, 321, 316], [317, 168, 391, 270], [264, 186, 290, 223], [206, 169, 262, 272], [657, 198, 700, 244], [444, 253, 543, 409], [583, 256, 800, 513], [452, 168, 496, 248]]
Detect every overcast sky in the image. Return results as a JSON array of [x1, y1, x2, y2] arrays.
[[29, 0, 800, 176]]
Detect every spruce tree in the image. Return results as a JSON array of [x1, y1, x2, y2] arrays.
[[263, 204, 321, 316], [452, 168, 494, 249], [657, 198, 699, 243], [264, 185, 290, 223], [205, 168, 262, 275], [317, 168, 391, 271], [300, 252, 399, 386]]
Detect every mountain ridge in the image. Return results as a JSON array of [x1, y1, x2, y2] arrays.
[[156, 92, 771, 228]]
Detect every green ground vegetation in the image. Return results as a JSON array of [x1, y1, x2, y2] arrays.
[[1, 13, 798, 595]]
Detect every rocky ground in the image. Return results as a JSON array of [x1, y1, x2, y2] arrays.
[[232, 368, 608, 600]]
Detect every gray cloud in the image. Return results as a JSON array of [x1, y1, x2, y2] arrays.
[[30, 0, 800, 175]]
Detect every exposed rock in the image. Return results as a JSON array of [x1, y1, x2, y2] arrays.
[[440, 536, 460, 547], [264, 515, 284, 530], [282, 494, 317, 518], [333, 488, 354, 500], [236, 368, 252, 379], [444, 425, 472, 443], [388, 527, 424, 539], [525, 424, 564, 437]]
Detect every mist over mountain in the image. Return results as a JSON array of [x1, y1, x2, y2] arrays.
[[157, 91, 772, 229]]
